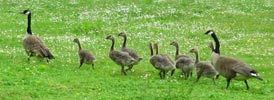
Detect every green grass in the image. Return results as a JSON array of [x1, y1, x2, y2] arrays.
[[0, 0, 273, 99]]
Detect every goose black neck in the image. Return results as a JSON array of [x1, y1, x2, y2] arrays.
[[122, 35, 127, 48], [27, 13, 32, 35], [110, 39, 115, 51], [194, 51, 199, 64], [149, 43, 153, 56], [211, 33, 220, 54]]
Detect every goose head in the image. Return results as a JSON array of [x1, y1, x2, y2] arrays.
[[204, 30, 215, 35], [170, 41, 178, 47], [105, 35, 114, 40], [118, 32, 126, 37], [21, 9, 31, 15], [73, 38, 80, 43], [189, 47, 198, 53]]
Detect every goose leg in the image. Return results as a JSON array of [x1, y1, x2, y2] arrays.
[[91, 63, 95, 69], [163, 71, 166, 79], [196, 71, 202, 82], [213, 78, 216, 85], [121, 66, 127, 75], [27, 57, 30, 62], [27, 54, 33, 62], [226, 78, 232, 89], [244, 80, 249, 90], [181, 68, 184, 76], [125, 65, 133, 71], [159, 71, 163, 79], [79, 58, 84, 68], [184, 71, 188, 80], [27, 53, 33, 62], [171, 69, 175, 76], [216, 74, 220, 79]]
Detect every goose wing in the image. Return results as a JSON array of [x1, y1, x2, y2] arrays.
[[79, 49, 96, 61], [23, 35, 53, 58], [231, 62, 252, 76], [110, 50, 133, 61], [176, 55, 194, 61], [121, 47, 140, 59], [161, 54, 174, 64]]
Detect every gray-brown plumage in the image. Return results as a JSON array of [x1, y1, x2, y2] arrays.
[[21, 10, 54, 62], [118, 32, 142, 71], [154, 43, 174, 64], [73, 38, 96, 69], [170, 41, 193, 60], [175, 57, 194, 80], [190, 47, 218, 84], [149, 42, 175, 79], [106, 35, 135, 75], [205, 30, 263, 89], [170, 41, 194, 79]]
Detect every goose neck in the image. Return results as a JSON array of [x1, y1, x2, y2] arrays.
[[27, 13, 32, 35]]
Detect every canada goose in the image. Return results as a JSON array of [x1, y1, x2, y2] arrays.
[[106, 35, 135, 75], [170, 41, 195, 78], [189, 47, 218, 84], [170, 41, 193, 60], [118, 32, 142, 71], [73, 38, 96, 69], [205, 30, 263, 89], [153, 43, 174, 64], [175, 57, 194, 80], [21, 9, 54, 62], [149, 43, 175, 79]]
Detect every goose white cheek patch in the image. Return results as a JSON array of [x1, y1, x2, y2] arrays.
[[207, 31, 214, 35], [251, 73, 258, 77], [25, 11, 30, 15]]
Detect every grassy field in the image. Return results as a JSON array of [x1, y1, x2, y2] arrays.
[[0, 0, 273, 99]]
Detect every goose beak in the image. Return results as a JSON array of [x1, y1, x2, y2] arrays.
[[255, 76, 263, 81]]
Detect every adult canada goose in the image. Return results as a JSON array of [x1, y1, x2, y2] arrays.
[[106, 35, 135, 75], [149, 43, 175, 79], [73, 38, 96, 69], [205, 30, 263, 89], [170, 41, 194, 78], [190, 47, 218, 84], [21, 9, 54, 62], [118, 32, 142, 71]]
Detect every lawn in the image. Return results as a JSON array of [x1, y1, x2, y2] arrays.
[[0, 0, 273, 99]]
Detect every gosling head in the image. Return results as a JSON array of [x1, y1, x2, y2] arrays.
[[170, 41, 178, 47], [189, 47, 198, 53], [118, 32, 126, 37], [73, 38, 80, 43], [105, 35, 114, 40], [21, 9, 31, 15]]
